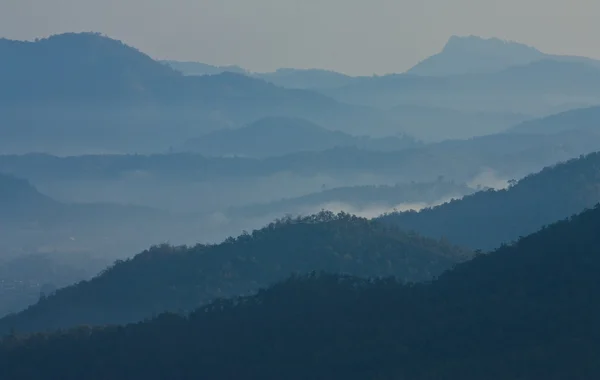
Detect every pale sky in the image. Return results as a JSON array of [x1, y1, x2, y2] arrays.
[[1, 0, 600, 75]]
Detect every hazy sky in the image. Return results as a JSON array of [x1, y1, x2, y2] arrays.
[[2, 0, 600, 75]]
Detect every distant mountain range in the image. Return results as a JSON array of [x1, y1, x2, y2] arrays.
[[508, 105, 600, 135], [3, 113, 600, 188], [3, 32, 600, 153], [323, 59, 600, 114], [181, 116, 421, 157], [0, 33, 401, 154], [406, 35, 600, 77], [162, 62, 354, 90]]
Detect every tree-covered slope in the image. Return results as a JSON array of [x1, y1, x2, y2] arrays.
[[0, 212, 468, 333], [379, 151, 600, 250], [2, 205, 600, 379]]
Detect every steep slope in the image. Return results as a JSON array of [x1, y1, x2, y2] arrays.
[[508, 105, 600, 135], [0, 212, 469, 333], [181, 116, 420, 157], [407, 35, 545, 76], [379, 151, 600, 250], [2, 205, 600, 379]]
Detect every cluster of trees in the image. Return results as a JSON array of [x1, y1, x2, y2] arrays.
[[2, 204, 600, 379], [380, 152, 600, 249], [0, 211, 468, 333]]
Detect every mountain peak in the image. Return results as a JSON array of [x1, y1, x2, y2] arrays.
[[407, 35, 544, 76], [442, 35, 542, 56]]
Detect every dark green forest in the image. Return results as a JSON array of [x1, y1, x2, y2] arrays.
[[0, 211, 468, 334], [2, 204, 600, 379], [380, 152, 600, 249]]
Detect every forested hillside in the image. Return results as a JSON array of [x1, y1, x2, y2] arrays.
[[2, 205, 600, 379], [0, 212, 468, 333], [379, 152, 600, 249]]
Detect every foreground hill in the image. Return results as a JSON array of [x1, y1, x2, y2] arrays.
[[0, 212, 468, 333], [181, 116, 420, 157], [0, 33, 397, 154], [379, 151, 600, 250], [2, 204, 600, 379]]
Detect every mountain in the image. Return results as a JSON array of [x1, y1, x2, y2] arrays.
[[0, 173, 163, 226], [407, 35, 545, 76], [407, 35, 600, 77], [0, 173, 59, 220], [181, 116, 421, 157], [379, 151, 600, 250], [508, 105, 600, 135], [2, 204, 600, 379], [163, 61, 355, 90], [386, 104, 528, 141], [255, 68, 354, 89], [0, 172, 210, 271], [0, 211, 469, 333], [3, 126, 600, 191], [162, 60, 248, 76], [0, 33, 399, 155], [230, 180, 475, 219], [326, 59, 600, 115]]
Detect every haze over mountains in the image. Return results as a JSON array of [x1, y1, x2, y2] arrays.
[[166, 34, 600, 140], [2, 27, 600, 379], [181, 116, 421, 157]]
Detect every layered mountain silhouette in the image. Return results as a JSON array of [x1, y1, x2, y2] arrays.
[[2, 203, 600, 379], [509, 105, 600, 135], [3, 121, 600, 188], [408, 35, 545, 76], [0, 212, 469, 333], [0, 33, 399, 154], [181, 116, 421, 157], [326, 59, 600, 114], [164, 62, 354, 90], [161, 60, 248, 76], [407, 35, 600, 76], [379, 151, 600, 250]]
